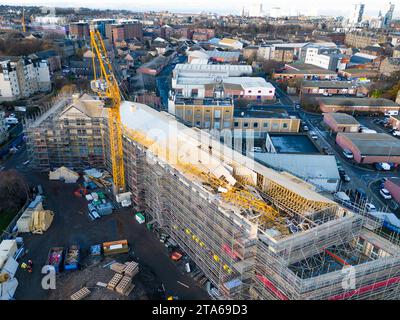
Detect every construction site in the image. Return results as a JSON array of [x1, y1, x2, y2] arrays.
[[20, 28, 400, 300]]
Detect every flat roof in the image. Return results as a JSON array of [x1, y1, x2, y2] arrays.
[[281, 63, 336, 75], [174, 63, 252, 73], [324, 113, 360, 125], [319, 97, 399, 107], [338, 133, 400, 156], [302, 80, 359, 89], [234, 108, 290, 119], [269, 134, 320, 154]]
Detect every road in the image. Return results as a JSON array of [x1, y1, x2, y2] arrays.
[[272, 86, 399, 215]]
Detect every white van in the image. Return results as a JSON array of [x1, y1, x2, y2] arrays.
[[5, 117, 18, 125], [385, 110, 399, 116]]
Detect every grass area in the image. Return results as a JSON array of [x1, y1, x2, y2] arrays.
[[0, 209, 19, 234]]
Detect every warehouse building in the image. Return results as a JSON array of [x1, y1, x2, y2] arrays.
[[323, 113, 360, 133], [336, 133, 400, 164], [318, 97, 400, 114], [300, 80, 368, 96]]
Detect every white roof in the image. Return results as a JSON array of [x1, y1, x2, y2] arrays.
[[274, 42, 309, 48], [174, 63, 252, 75], [120, 101, 334, 204], [224, 77, 275, 89], [354, 52, 378, 60]]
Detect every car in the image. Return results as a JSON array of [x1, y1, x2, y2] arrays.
[[22, 160, 30, 166], [310, 133, 318, 140], [303, 125, 309, 131], [342, 149, 354, 159], [340, 174, 351, 182], [375, 162, 391, 171], [251, 147, 263, 153], [392, 130, 400, 137], [380, 188, 392, 200], [365, 203, 377, 212]]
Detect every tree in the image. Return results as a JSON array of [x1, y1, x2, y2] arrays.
[[0, 169, 28, 213]]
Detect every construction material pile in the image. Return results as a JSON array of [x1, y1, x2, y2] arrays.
[[15, 196, 54, 234], [103, 240, 129, 256], [106, 261, 139, 296], [49, 166, 79, 183], [84, 169, 113, 189]]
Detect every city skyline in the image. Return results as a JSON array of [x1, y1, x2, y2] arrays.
[[2, 0, 398, 18]]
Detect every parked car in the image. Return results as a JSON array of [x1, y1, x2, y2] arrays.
[[340, 174, 351, 182], [392, 130, 400, 137], [380, 188, 392, 200], [303, 125, 309, 131], [251, 147, 263, 153], [375, 162, 391, 171], [365, 203, 377, 212], [310, 133, 318, 140], [342, 149, 354, 159]]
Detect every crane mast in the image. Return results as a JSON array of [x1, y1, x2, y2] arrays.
[[89, 26, 125, 193]]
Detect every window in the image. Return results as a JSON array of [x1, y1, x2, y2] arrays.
[[263, 123, 269, 128], [224, 121, 231, 128], [272, 123, 279, 130], [282, 123, 288, 129], [243, 122, 249, 128], [253, 122, 259, 128], [234, 122, 239, 127]]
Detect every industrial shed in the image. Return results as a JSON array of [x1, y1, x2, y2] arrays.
[[323, 113, 360, 133], [336, 133, 400, 164], [318, 97, 400, 114]]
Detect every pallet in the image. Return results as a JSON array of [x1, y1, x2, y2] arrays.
[[124, 284, 135, 296], [70, 287, 91, 300], [124, 262, 139, 277], [115, 275, 132, 294], [107, 273, 123, 290], [110, 262, 126, 274]]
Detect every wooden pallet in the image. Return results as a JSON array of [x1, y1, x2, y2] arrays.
[[124, 284, 135, 296], [115, 275, 132, 294], [70, 287, 91, 300], [124, 262, 139, 277], [110, 262, 126, 274], [107, 273, 123, 290]]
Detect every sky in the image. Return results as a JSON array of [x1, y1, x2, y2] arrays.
[[2, 0, 398, 17]]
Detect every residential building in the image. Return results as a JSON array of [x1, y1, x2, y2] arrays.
[[345, 32, 388, 49], [323, 113, 360, 133], [69, 21, 90, 40], [336, 132, 400, 164], [380, 58, 400, 76], [25, 94, 105, 170], [0, 56, 51, 101]]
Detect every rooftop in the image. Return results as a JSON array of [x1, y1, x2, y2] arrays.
[[269, 134, 320, 154], [324, 113, 360, 125], [234, 107, 291, 119], [338, 133, 400, 156], [280, 63, 336, 75], [319, 97, 399, 107], [302, 80, 360, 89]]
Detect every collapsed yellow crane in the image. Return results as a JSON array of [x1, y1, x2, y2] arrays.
[[89, 26, 125, 193]]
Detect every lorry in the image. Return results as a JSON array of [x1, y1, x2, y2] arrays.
[[47, 247, 64, 273], [64, 245, 80, 271]]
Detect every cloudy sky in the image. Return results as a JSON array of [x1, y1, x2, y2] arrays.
[[3, 0, 398, 17]]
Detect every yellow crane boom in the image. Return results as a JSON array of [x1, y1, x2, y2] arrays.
[[89, 26, 125, 192]]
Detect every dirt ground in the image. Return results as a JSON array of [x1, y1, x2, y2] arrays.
[[14, 172, 209, 300]]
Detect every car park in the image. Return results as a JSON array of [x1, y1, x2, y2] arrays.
[[380, 188, 392, 200]]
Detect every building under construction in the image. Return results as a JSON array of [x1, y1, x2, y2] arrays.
[[25, 94, 400, 300]]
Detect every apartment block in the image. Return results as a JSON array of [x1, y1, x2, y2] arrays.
[[25, 94, 106, 170], [0, 56, 51, 101], [69, 21, 90, 40]]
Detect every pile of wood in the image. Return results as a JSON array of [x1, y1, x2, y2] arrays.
[[106, 261, 139, 296], [70, 287, 91, 300]]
